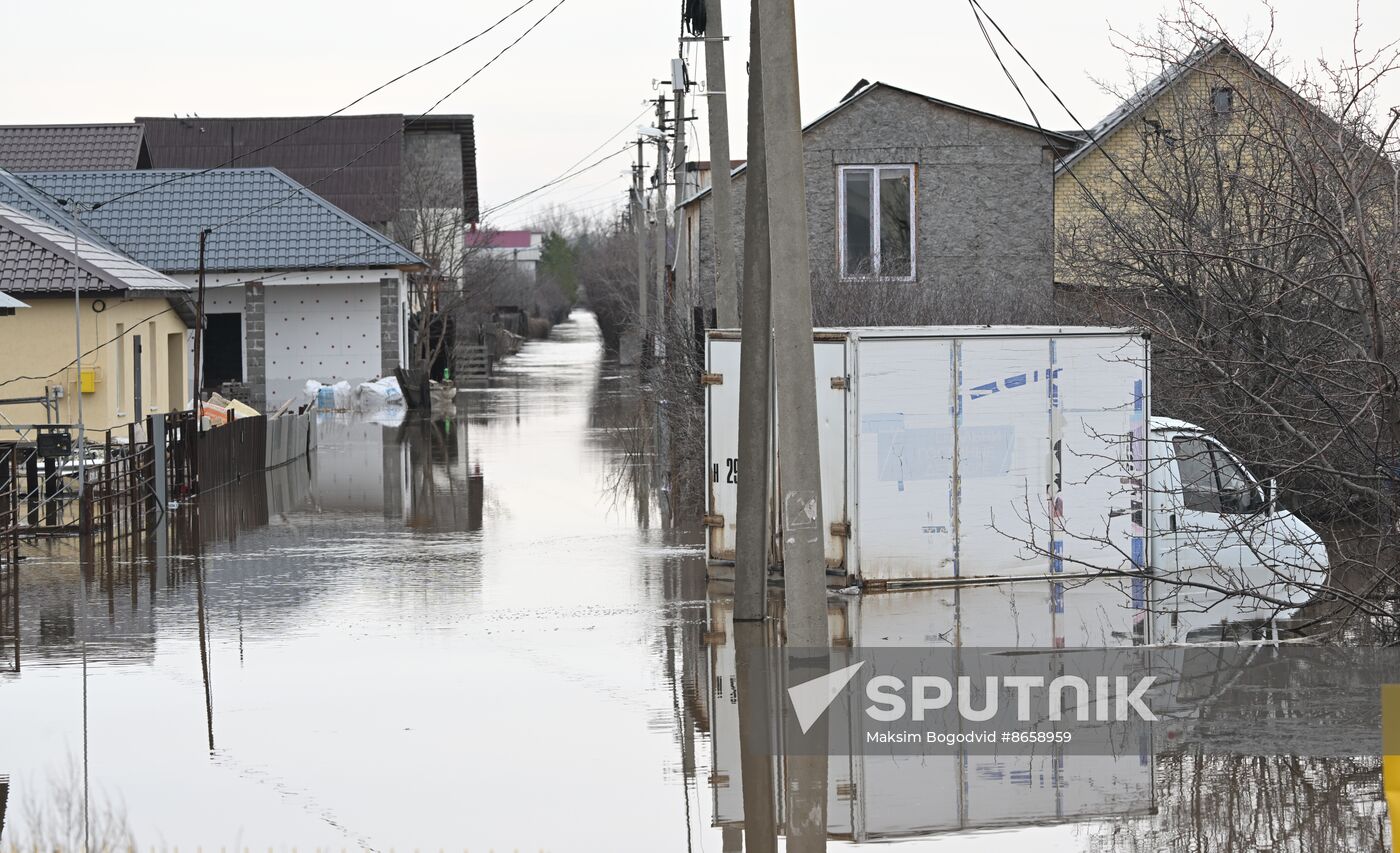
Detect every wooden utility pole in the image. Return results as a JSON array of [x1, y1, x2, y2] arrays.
[[703, 0, 739, 327], [191, 228, 209, 411], [733, 0, 772, 623]]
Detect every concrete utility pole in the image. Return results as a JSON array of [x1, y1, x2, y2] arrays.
[[703, 0, 739, 328], [653, 96, 670, 350], [672, 59, 689, 225], [633, 140, 649, 358], [669, 64, 688, 330], [755, 0, 826, 648], [752, 1, 830, 848], [733, 0, 773, 624]]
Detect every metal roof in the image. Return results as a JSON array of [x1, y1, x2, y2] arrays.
[[1056, 39, 1231, 174], [137, 114, 479, 225], [0, 124, 148, 171], [0, 291, 30, 309], [0, 202, 189, 296], [0, 168, 424, 274]]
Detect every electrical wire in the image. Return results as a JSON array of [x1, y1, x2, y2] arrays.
[[207, 0, 573, 235], [0, 211, 476, 394], [480, 145, 633, 218], [483, 106, 650, 218], [83, 0, 545, 212]]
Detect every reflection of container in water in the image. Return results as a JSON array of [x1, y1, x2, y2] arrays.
[[468, 464, 484, 531]]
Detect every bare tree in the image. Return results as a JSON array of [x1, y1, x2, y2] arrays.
[[392, 149, 514, 379], [1055, 4, 1400, 635]]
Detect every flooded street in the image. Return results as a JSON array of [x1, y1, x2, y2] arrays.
[[0, 312, 1390, 851]]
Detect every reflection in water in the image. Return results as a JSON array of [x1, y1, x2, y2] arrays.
[[699, 579, 1389, 850], [0, 311, 1388, 850]]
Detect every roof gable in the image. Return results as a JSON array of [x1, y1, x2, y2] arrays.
[[682, 81, 1077, 206], [0, 124, 148, 171], [0, 168, 424, 274], [0, 202, 188, 296], [1055, 39, 1287, 174]]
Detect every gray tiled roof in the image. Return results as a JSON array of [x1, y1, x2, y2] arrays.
[[0, 168, 424, 273], [0, 124, 147, 171], [0, 202, 189, 296]]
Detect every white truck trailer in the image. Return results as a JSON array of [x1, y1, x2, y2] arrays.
[[703, 327, 1327, 622]]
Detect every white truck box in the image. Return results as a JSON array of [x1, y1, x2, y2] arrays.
[[704, 327, 1150, 587]]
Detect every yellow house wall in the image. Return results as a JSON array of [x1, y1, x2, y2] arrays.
[[0, 295, 190, 438], [1053, 51, 1277, 284]]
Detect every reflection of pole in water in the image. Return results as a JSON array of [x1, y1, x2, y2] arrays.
[[194, 548, 215, 751], [734, 620, 778, 853]]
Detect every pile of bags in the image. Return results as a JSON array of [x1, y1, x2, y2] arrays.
[[303, 377, 405, 413]]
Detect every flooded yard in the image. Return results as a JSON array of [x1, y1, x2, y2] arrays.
[[0, 312, 1389, 851]]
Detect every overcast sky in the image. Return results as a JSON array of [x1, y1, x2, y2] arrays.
[[9, 0, 1400, 228]]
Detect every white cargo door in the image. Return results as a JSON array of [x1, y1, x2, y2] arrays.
[[956, 337, 1055, 579], [853, 338, 957, 583], [816, 340, 849, 569], [705, 337, 742, 561], [772, 339, 849, 570], [1053, 336, 1149, 583]]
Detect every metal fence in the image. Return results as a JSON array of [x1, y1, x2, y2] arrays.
[[0, 408, 315, 550]]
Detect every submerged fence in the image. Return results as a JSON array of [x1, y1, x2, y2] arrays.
[[0, 408, 315, 551]]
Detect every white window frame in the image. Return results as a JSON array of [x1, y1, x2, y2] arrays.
[[837, 164, 917, 282]]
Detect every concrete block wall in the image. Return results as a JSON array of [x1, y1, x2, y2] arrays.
[[684, 85, 1061, 325], [243, 281, 266, 411], [380, 277, 400, 376]]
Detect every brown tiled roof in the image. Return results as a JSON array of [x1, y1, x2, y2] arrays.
[[0, 124, 148, 171]]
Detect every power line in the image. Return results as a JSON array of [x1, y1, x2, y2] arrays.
[[480, 145, 632, 219], [208, 0, 574, 235], [0, 211, 476, 394], [485, 106, 651, 218], [84, 0, 545, 212]]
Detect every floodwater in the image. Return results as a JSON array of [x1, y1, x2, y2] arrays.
[[0, 311, 1389, 851]]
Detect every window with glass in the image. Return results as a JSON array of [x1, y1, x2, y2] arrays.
[[839, 165, 915, 280], [1173, 436, 1264, 515]]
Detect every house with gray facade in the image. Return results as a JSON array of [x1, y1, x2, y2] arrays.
[[0, 168, 425, 411], [676, 82, 1080, 326]]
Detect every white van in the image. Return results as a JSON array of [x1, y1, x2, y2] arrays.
[[703, 327, 1327, 627]]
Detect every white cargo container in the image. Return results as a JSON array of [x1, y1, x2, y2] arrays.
[[704, 327, 1327, 611]]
